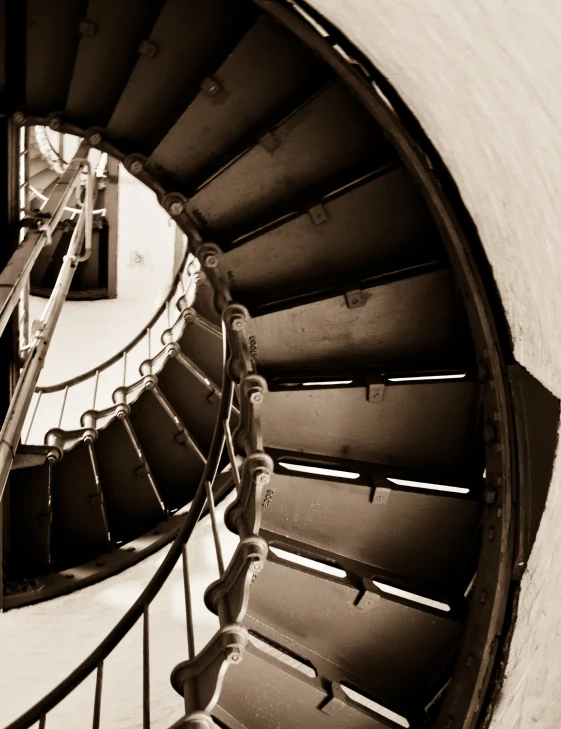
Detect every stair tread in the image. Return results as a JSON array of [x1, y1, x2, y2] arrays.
[[156, 356, 219, 454], [178, 316, 223, 387], [106, 0, 255, 152], [260, 464, 481, 592], [185, 81, 393, 241], [51, 443, 109, 569], [246, 558, 462, 711], [128, 389, 204, 510], [261, 382, 482, 472], [148, 14, 327, 188], [8, 466, 51, 576], [247, 268, 467, 373], [93, 418, 164, 542], [65, 0, 164, 127], [222, 167, 442, 309], [217, 647, 389, 729], [26, 0, 86, 114]]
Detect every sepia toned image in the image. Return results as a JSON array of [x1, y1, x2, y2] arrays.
[[0, 2, 559, 728]]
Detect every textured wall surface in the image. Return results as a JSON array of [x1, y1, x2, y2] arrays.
[[306, 1, 561, 726], [1, 2, 561, 728]]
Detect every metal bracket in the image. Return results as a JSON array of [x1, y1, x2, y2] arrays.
[[136, 465, 148, 478], [175, 431, 187, 445], [367, 382, 385, 403], [260, 132, 279, 154], [79, 20, 97, 37], [206, 389, 218, 404], [138, 40, 158, 58], [307, 204, 328, 225], [320, 682, 347, 714], [372, 486, 391, 504], [201, 76, 222, 96], [344, 289, 365, 309], [89, 493, 103, 507]]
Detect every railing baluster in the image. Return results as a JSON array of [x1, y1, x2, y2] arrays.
[[92, 370, 100, 411], [24, 390, 42, 443], [223, 418, 241, 492], [166, 300, 171, 328], [92, 661, 103, 729], [181, 544, 195, 660], [57, 386, 69, 429], [205, 480, 224, 576], [147, 327, 151, 361], [143, 605, 150, 729], [122, 351, 127, 387], [38, 715, 46, 729]]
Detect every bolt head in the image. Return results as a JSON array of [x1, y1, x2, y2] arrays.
[[89, 132, 102, 145], [204, 254, 219, 269], [130, 160, 143, 174], [231, 317, 244, 331], [250, 391, 264, 405], [483, 487, 497, 505], [49, 118, 62, 131], [169, 201, 183, 216], [13, 112, 26, 125]]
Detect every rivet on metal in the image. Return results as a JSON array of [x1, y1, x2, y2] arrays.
[[260, 132, 279, 154], [129, 160, 144, 175], [372, 486, 391, 504], [488, 527, 495, 541], [138, 39, 158, 58], [466, 655, 474, 667], [345, 289, 365, 309], [49, 118, 62, 131], [483, 487, 497, 505], [79, 20, 98, 37], [89, 132, 102, 146], [170, 201, 183, 217], [13, 112, 26, 125], [201, 76, 222, 96], [479, 591, 487, 605], [307, 204, 328, 225], [367, 383, 385, 402]]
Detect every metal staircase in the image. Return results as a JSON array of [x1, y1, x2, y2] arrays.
[[0, 2, 559, 729]]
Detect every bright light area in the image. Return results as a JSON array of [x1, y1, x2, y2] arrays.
[[372, 580, 450, 612], [340, 684, 410, 728], [387, 373, 466, 382], [279, 461, 360, 480], [269, 546, 346, 579], [386, 477, 469, 495], [302, 380, 353, 386], [248, 633, 316, 677]]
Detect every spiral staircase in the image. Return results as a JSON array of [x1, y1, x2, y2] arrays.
[[0, 2, 559, 729]]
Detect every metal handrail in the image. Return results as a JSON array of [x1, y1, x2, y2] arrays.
[[34, 248, 195, 395], [0, 143, 92, 341], [0, 144, 94, 502], [3, 346, 235, 729], [33, 126, 67, 176]]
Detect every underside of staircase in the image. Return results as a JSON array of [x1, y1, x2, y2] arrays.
[[0, 2, 559, 729]]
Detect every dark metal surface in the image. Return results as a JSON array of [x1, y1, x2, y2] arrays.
[[129, 389, 204, 511], [246, 557, 463, 713], [261, 382, 482, 471], [8, 465, 50, 576], [93, 418, 165, 542], [222, 166, 443, 309], [148, 14, 327, 189], [179, 319, 223, 388], [247, 269, 467, 373], [106, 0, 256, 152], [186, 81, 393, 241], [260, 466, 481, 594]]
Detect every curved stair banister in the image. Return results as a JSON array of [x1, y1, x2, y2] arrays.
[[0, 141, 95, 502]]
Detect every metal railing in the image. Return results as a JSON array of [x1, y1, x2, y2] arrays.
[[0, 141, 95, 502], [21, 249, 198, 445], [3, 239, 272, 729]]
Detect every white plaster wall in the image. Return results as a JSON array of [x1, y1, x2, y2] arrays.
[[25, 164, 177, 440], [2, 2, 561, 727]]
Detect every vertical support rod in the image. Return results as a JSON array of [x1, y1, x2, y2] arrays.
[[143, 604, 150, 729], [223, 418, 241, 492], [205, 480, 224, 576], [38, 716, 46, 729], [24, 389, 41, 443], [122, 351, 127, 387], [147, 328, 151, 361], [181, 544, 195, 660], [92, 661, 103, 729], [57, 386, 69, 428], [92, 370, 100, 411]]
